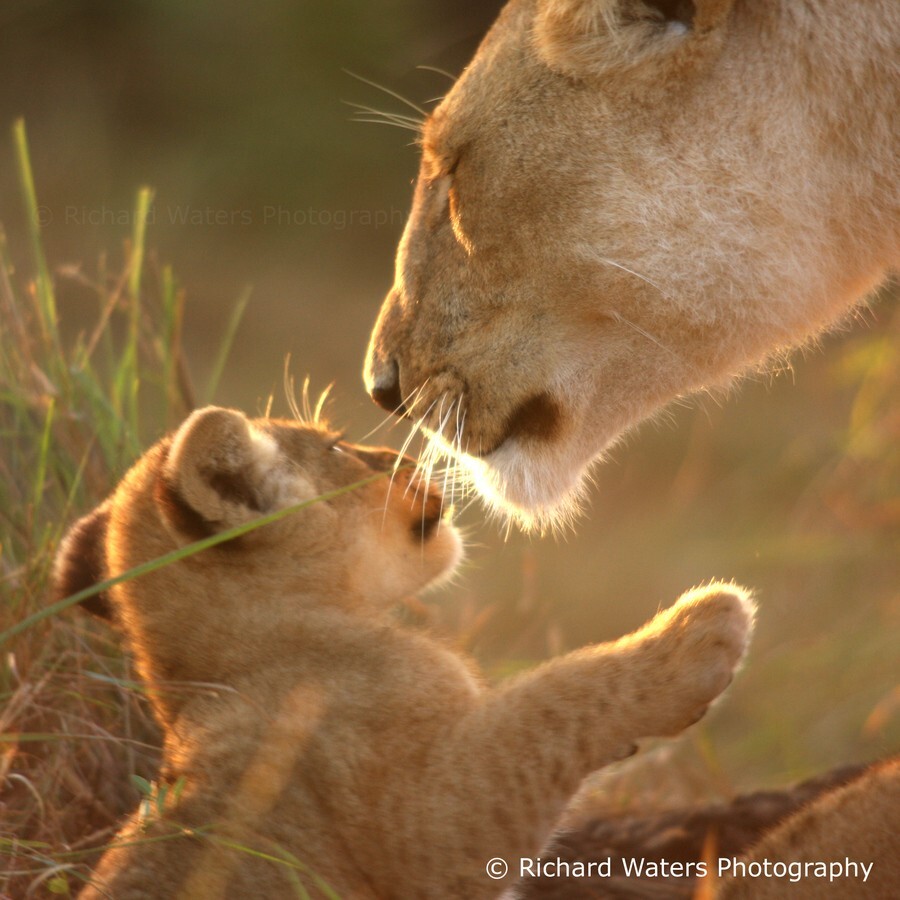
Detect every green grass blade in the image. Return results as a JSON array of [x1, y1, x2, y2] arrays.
[[204, 285, 252, 404], [111, 187, 154, 452], [207, 839, 313, 899], [12, 119, 60, 360], [128, 187, 153, 302], [160, 263, 181, 420], [30, 397, 56, 540], [1, 470, 394, 645], [0, 224, 26, 342], [45, 825, 216, 864]]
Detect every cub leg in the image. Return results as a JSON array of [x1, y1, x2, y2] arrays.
[[414, 584, 754, 898]]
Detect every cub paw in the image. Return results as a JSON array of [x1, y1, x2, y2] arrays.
[[637, 582, 755, 736]]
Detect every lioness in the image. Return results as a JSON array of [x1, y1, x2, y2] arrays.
[[56, 405, 752, 898], [718, 759, 900, 898], [364, 0, 899, 530]]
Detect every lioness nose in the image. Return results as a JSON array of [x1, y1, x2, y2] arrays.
[[369, 358, 407, 416]]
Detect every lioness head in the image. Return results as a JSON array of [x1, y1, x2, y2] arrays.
[[54, 407, 461, 713], [365, 0, 898, 530]]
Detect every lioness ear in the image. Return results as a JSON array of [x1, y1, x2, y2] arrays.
[[156, 406, 304, 540], [54, 504, 113, 619], [534, 0, 733, 77]]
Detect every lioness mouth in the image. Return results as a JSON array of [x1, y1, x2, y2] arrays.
[[481, 391, 564, 457]]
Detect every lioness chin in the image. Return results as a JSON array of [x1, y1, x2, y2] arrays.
[[365, 0, 899, 531]]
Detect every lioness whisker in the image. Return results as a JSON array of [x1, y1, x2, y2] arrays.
[[342, 69, 428, 118], [355, 406, 401, 444], [350, 115, 423, 135], [415, 64, 458, 84], [607, 310, 690, 366], [595, 256, 673, 300], [395, 399, 436, 471], [404, 393, 448, 503], [407, 378, 432, 417], [343, 101, 423, 127], [448, 407, 467, 509], [385, 395, 437, 527], [442, 466, 465, 527], [427, 400, 459, 515], [428, 400, 459, 486], [384, 401, 435, 530], [413, 396, 455, 499], [398, 378, 432, 428]]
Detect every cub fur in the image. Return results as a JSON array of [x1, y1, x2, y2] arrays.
[[55, 405, 753, 899], [365, 0, 900, 530]]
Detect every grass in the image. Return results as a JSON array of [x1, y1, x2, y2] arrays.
[[0, 120, 252, 897]]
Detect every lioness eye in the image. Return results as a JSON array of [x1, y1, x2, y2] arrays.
[[422, 145, 460, 186]]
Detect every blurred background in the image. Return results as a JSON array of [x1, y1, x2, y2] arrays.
[[1, 0, 897, 795]]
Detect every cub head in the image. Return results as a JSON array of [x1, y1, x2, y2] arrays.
[[365, 0, 893, 530], [53, 407, 462, 696]]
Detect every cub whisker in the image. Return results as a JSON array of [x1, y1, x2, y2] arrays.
[[312, 383, 333, 424], [283, 359, 304, 423]]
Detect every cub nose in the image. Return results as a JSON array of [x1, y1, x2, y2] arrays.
[[348, 446, 400, 473], [368, 358, 407, 416]]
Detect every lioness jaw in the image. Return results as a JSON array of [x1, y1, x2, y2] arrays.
[[364, 0, 900, 529]]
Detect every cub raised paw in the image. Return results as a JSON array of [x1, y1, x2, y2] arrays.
[[624, 584, 755, 737]]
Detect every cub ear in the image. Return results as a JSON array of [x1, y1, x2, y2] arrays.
[[156, 406, 306, 540], [534, 0, 733, 77], [54, 504, 113, 620]]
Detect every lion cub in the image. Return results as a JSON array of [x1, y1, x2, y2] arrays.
[[55, 406, 753, 899]]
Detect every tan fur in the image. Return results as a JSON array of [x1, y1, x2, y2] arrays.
[[365, 0, 900, 531], [55, 406, 753, 898], [716, 760, 900, 898]]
